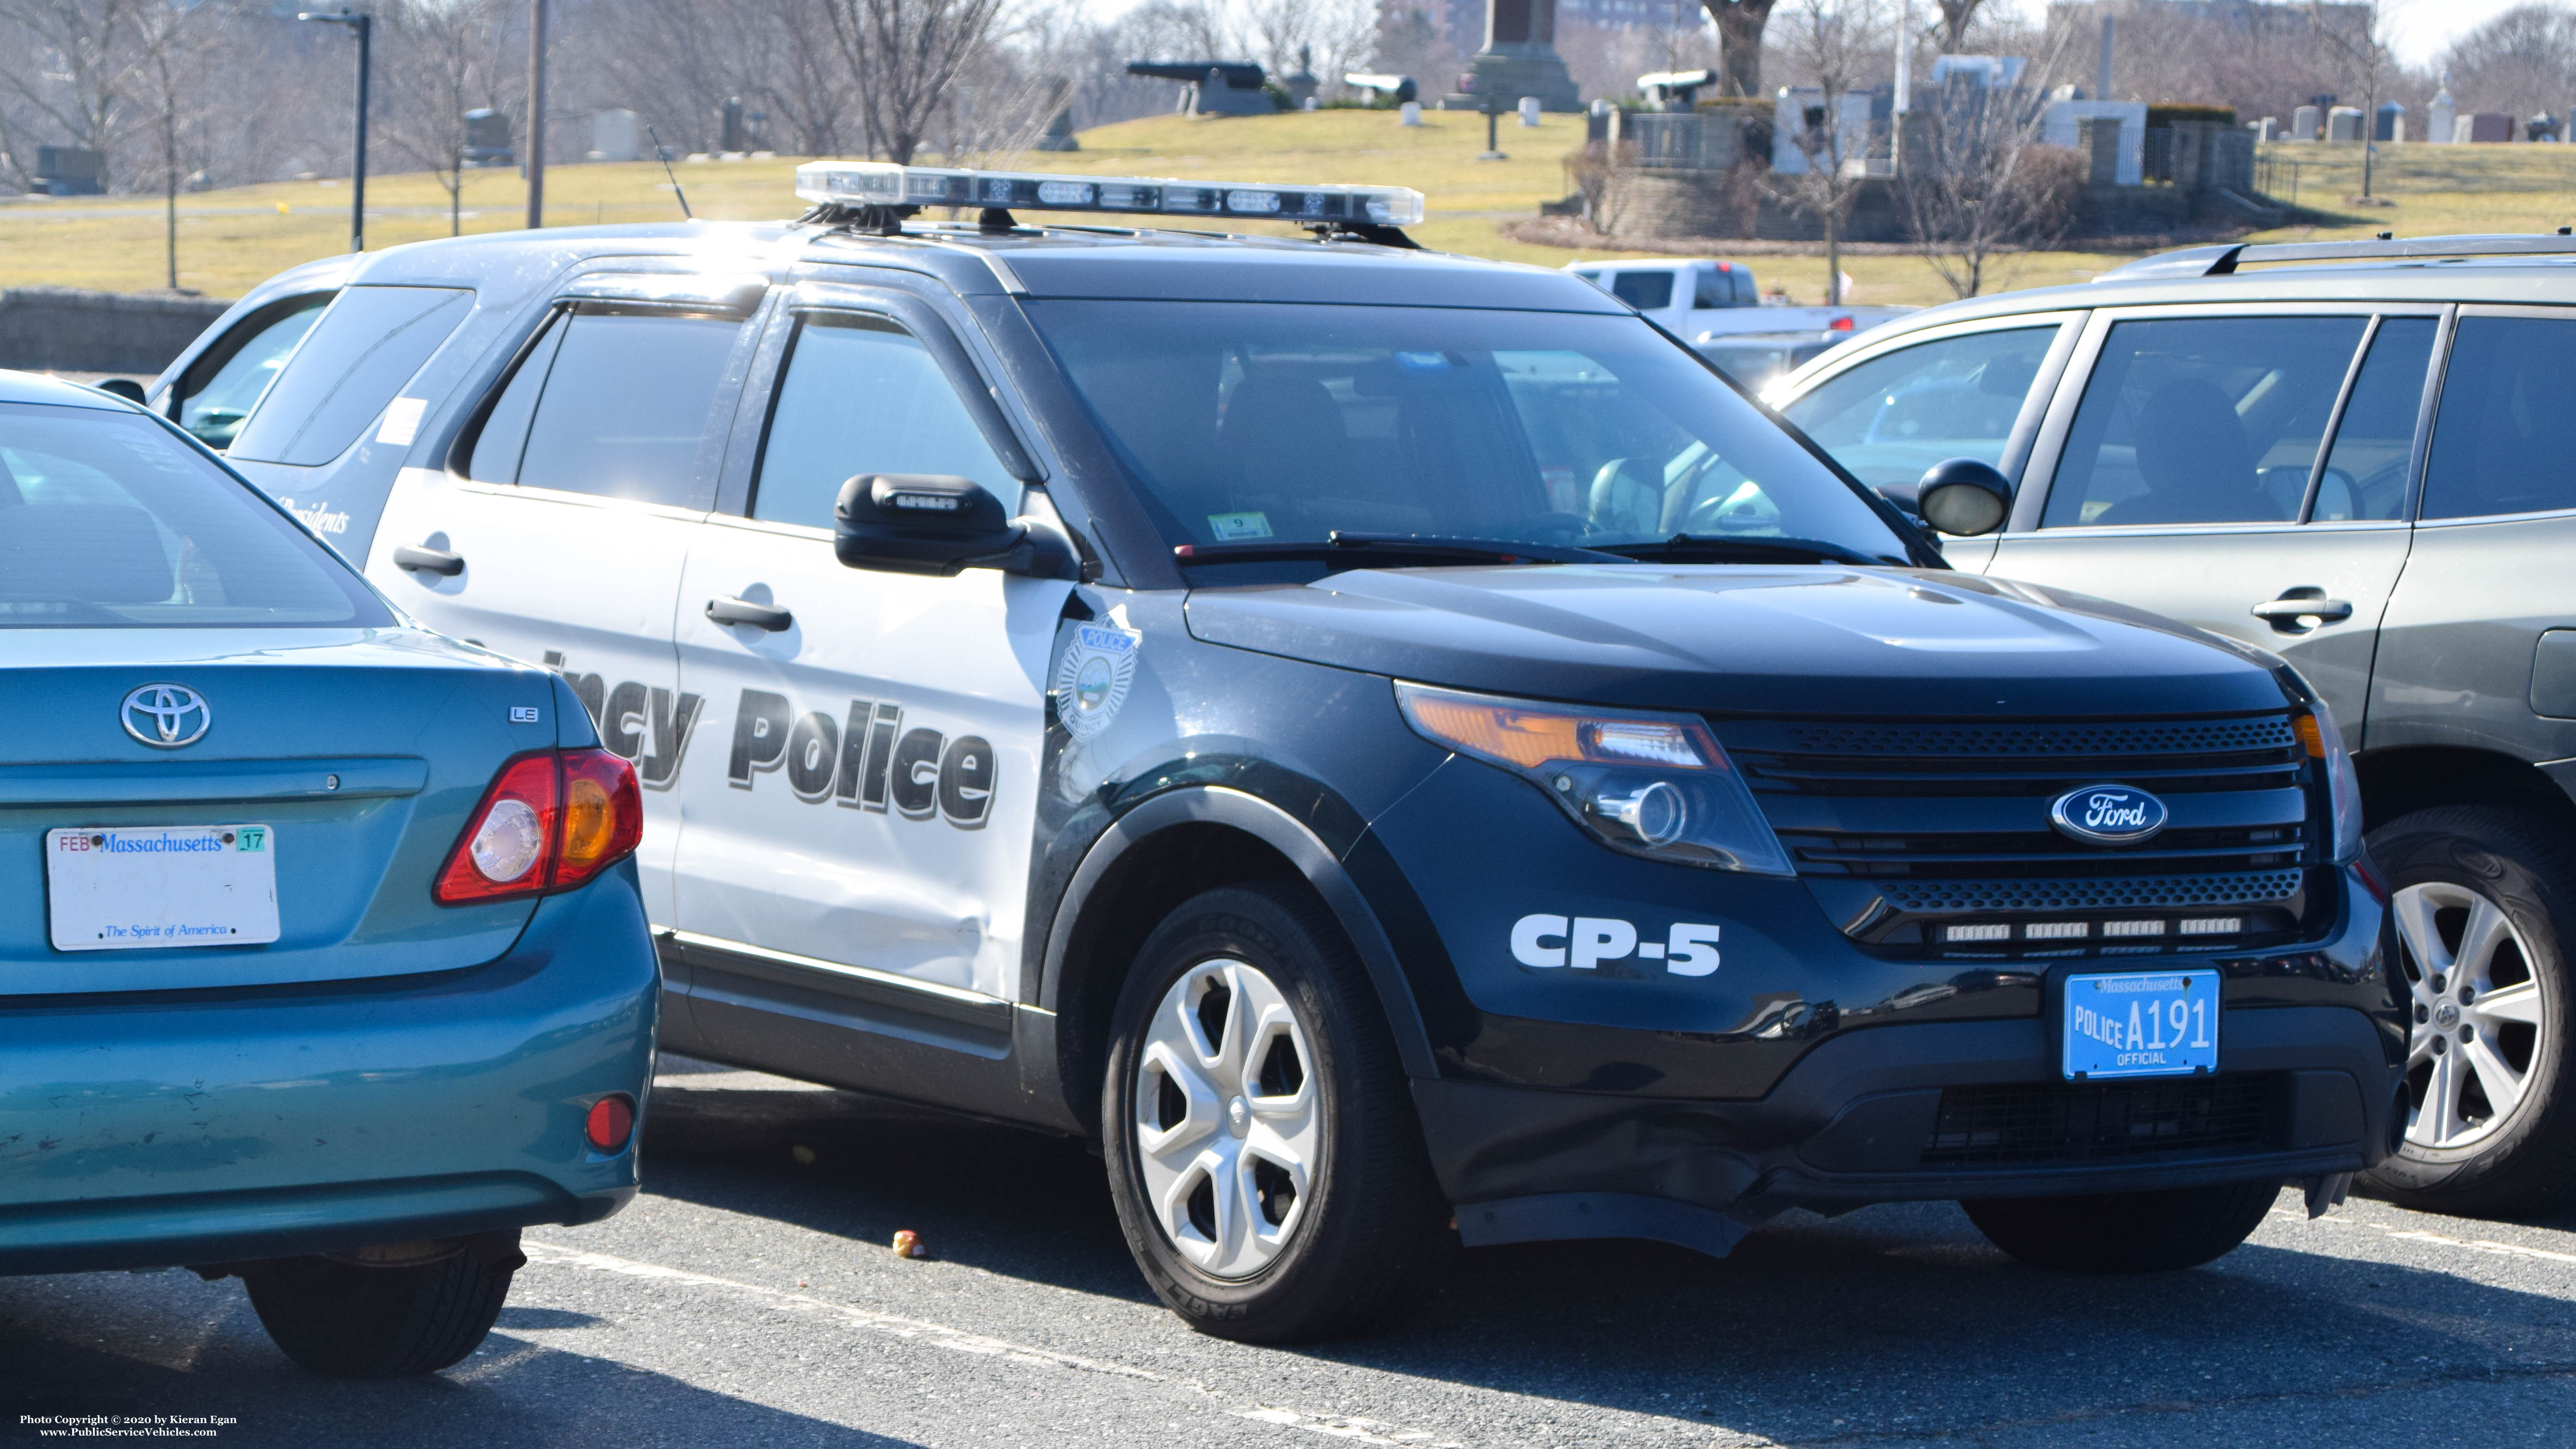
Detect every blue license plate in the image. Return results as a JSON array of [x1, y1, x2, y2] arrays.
[[2061, 969, 2220, 1080]]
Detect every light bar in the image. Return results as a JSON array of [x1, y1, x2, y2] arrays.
[[795, 161, 1425, 228]]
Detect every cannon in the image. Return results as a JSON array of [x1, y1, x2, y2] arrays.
[[1125, 61, 1273, 117]]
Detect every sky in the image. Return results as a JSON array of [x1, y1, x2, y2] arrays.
[[1069, 0, 2557, 70]]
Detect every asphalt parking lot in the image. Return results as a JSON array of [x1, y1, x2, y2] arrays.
[[9, 1058, 2576, 1448]]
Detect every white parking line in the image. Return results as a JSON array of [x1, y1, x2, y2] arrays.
[[2271, 1210, 2576, 1268], [522, 1240, 1468, 1447]]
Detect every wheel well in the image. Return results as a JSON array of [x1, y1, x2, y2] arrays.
[[2356, 746, 2576, 838], [1051, 822, 1307, 1140]]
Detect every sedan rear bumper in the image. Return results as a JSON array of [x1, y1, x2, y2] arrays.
[[0, 864, 657, 1276]]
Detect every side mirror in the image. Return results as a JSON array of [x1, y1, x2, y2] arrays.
[[1914, 457, 2013, 537], [833, 474, 1075, 579]]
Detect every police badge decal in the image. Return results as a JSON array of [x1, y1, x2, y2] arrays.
[[1052, 624, 1140, 741]]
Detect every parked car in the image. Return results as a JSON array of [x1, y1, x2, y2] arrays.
[[1768, 232, 2576, 1215], [167, 166, 2401, 1341], [0, 370, 656, 1376], [1563, 257, 1906, 351]]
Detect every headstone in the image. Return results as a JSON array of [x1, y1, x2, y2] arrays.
[[2374, 103, 2403, 142], [588, 109, 641, 163], [31, 145, 101, 196], [463, 109, 513, 165], [2469, 112, 2514, 143], [1519, 96, 1541, 127], [2429, 71, 2457, 146], [1035, 80, 1080, 151], [2256, 117, 2277, 142], [2327, 106, 2364, 142], [2292, 105, 2320, 141], [2077, 117, 2120, 184], [1400, 101, 1423, 127]]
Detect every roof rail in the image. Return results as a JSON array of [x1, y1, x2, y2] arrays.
[[2100, 231, 2576, 282]]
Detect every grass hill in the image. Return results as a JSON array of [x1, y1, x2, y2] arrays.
[[6, 109, 2575, 306]]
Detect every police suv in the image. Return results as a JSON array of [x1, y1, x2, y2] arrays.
[[156, 164, 2404, 1340]]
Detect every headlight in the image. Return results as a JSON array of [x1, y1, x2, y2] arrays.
[[1396, 682, 1793, 875], [2296, 703, 2364, 865]]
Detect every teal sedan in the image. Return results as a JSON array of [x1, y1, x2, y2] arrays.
[[0, 370, 657, 1377]]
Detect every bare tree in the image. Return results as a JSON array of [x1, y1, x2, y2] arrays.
[[2440, 4, 2576, 129], [823, 0, 1010, 164], [1765, 0, 1886, 304], [377, 0, 514, 237], [1933, 0, 1984, 53], [2308, 0, 2396, 199], [1699, 0, 1779, 97], [118, 0, 216, 287], [0, 0, 144, 191], [1898, 75, 2082, 297]]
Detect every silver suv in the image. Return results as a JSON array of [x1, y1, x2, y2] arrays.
[[1771, 234, 2576, 1217]]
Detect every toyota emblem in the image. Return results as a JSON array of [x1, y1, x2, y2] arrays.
[[120, 683, 212, 749]]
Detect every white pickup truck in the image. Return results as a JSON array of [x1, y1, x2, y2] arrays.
[[1563, 258, 1907, 386]]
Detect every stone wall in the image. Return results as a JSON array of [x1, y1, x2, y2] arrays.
[[0, 287, 233, 375]]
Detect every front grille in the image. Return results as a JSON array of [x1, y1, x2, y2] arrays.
[[1921, 1074, 2279, 1167], [1714, 712, 2320, 953]]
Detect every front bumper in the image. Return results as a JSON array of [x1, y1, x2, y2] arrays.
[[1418, 1003, 2398, 1257], [0, 863, 658, 1276], [1363, 756, 2407, 1255]]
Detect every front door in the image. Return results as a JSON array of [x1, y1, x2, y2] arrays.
[[668, 301, 1069, 1013], [367, 299, 756, 919], [1987, 309, 2439, 741]]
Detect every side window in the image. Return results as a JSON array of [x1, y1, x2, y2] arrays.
[[170, 293, 332, 450], [2315, 317, 2435, 522], [1609, 271, 1674, 310], [2423, 315, 2576, 520], [466, 312, 568, 485], [1692, 268, 1730, 309], [751, 313, 1013, 531], [509, 308, 745, 507], [1778, 326, 2057, 491], [227, 286, 473, 465], [2042, 316, 2366, 528]]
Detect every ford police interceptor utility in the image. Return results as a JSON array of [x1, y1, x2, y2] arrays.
[[157, 163, 2406, 1341]]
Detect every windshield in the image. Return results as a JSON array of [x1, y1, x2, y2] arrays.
[[1022, 300, 1912, 564], [0, 402, 390, 629]]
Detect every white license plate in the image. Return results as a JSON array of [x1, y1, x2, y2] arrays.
[[46, 825, 280, 951]]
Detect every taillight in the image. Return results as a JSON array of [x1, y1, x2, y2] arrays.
[[434, 748, 642, 905], [1829, 314, 1854, 332], [586, 1094, 636, 1153]]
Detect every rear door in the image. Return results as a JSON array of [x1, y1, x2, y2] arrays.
[[1986, 305, 2439, 740], [2372, 307, 2576, 763], [666, 282, 1067, 1030], [368, 281, 766, 920]]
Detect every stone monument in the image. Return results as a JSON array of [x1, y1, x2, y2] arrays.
[[1441, 0, 1581, 114]]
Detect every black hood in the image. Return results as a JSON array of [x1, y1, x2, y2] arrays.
[[1184, 564, 2290, 718]]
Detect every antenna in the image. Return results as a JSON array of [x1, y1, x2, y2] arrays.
[[646, 125, 693, 220]]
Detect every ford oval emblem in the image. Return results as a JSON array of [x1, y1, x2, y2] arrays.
[[2049, 784, 2168, 845]]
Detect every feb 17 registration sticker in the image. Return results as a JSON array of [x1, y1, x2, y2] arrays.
[[2061, 968, 2220, 1080], [45, 825, 281, 952]]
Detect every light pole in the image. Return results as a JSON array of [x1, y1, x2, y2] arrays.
[[298, 10, 371, 253], [525, 0, 548, 230]]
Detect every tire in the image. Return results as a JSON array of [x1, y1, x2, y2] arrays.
[[1101, 882, 1454, 1342], [1962, 1179, 2279, 1273], [242, 1230, 523, 1378], [2362, 806, 2576, 1215]]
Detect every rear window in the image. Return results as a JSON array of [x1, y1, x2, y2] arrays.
[[172, 292, 332, 450], [227, 286, 473, 466], [0, 403, 387, 629], [1608, 271, 1674, 311]]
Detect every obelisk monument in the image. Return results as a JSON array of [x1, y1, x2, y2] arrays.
[[1441, 0, 1582, 113]]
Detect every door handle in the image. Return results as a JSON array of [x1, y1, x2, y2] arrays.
[[2250, 587, 2353, 633], [393, 543, 464, 576], [706, 595, 793, 632]]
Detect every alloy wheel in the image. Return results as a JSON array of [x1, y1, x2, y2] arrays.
[[2394, 880, 2550, 1150], [1131, 956, 1320, 1280]]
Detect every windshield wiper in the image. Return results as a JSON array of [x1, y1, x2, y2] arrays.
[[1176, 531, 1630, 568], [1595, 533, 1893, 567]]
